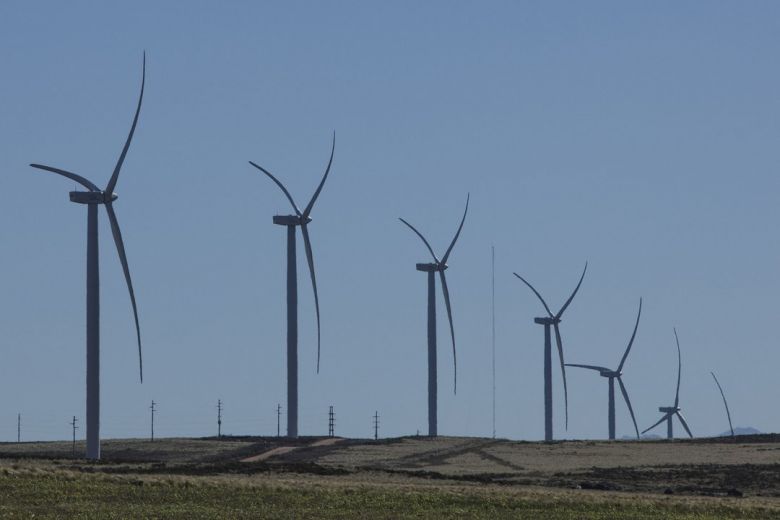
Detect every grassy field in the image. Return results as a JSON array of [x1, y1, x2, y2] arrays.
[[0, 435, 778, 518]]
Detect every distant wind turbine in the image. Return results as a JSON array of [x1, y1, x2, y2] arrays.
[[29, 53, 146, 460], [566, 298, 642, 440], [711, 371, 735, 438], [249, 133, 334, 438], [642, 328, 693, 439], [400, 195, 469, 437], [514, 263, 587, 442]]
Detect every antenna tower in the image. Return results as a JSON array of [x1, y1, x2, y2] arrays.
[[491, 245, 496, 439]]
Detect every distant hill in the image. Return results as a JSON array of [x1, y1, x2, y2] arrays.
[[718, 426, 761, 437]]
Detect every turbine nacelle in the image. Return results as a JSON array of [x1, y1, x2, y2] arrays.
[[533, 316, 560, 326], [70, 191, 118, 204], [272, 214, 312, 226], [659, 406, 680, 414], [600, 369, 621, 378], [416, 262, 447, 272]]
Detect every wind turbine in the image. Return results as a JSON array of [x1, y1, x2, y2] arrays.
[[249, 134, 334, 438], [514, 263, 587, 442], [29, 54, 146, 460], [400, 194, 469, 437], [711, 371, 735, 438], [566, 298, 642, 440], [642, 328, 693, 439]]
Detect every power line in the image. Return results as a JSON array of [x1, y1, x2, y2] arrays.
[[69, 416, 78, 456], [217, 400, 223, 438], [149, 400, 156, 442]]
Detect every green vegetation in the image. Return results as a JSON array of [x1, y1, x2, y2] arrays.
[[0, 469, 775, 519]]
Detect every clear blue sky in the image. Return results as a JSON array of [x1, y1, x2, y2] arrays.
[[0, 1, 778, 441]]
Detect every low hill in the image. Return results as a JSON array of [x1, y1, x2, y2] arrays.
[[719, 426, 762, 437]]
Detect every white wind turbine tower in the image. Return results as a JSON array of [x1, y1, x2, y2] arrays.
[[642, 328, 693, 439], [400, 195, 469, 437], [29, 53, 146, 460], [566, 298, 642, 440], [249, 134, 334, 438]]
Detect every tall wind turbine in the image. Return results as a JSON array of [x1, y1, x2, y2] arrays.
[[400, 195, 469, 437], [711, 371, 735, 438], [249, 134, 334, 438], [566, 298, 642, 440], [514, 263, 587, 442], [642, 328, 693, 439], [30, 54, 146, 460]]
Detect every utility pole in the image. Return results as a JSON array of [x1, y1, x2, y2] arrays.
[[217, 400, 223, 438], [328, 405, 334, 437], [277, 404, 282, 437], [70, 416, 78, 456], [491, 245, 496, 439], [149, 400, 156, 442], [373, 411, 379, 440], [17, 413, 20, 443]]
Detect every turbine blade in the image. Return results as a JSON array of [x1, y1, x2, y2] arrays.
[[676, 411, 693, 438], [642, 414, 669, 435], [617, 377, 640, 440], [104, 202, 142, 383], [300, 223, 321, 373], [512, 273, 554, 318], [711, 372, 734, 437], [106, 51, 145, 195], [553, 323, 569, 430], [564, 363, 609, 372], [302, 132, 335, 218], [555, 262, 587, 319], [617, 297, 642, 372], [674, 328, 682, 408], [440, 194, 469, 265], [439, 270, 457, 394], [248, 161, 302, 216], [30, 164, 99, 192], [398, 218, 439, 263]]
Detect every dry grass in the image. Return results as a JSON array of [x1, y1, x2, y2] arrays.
[[1, 435, 779, 518]]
